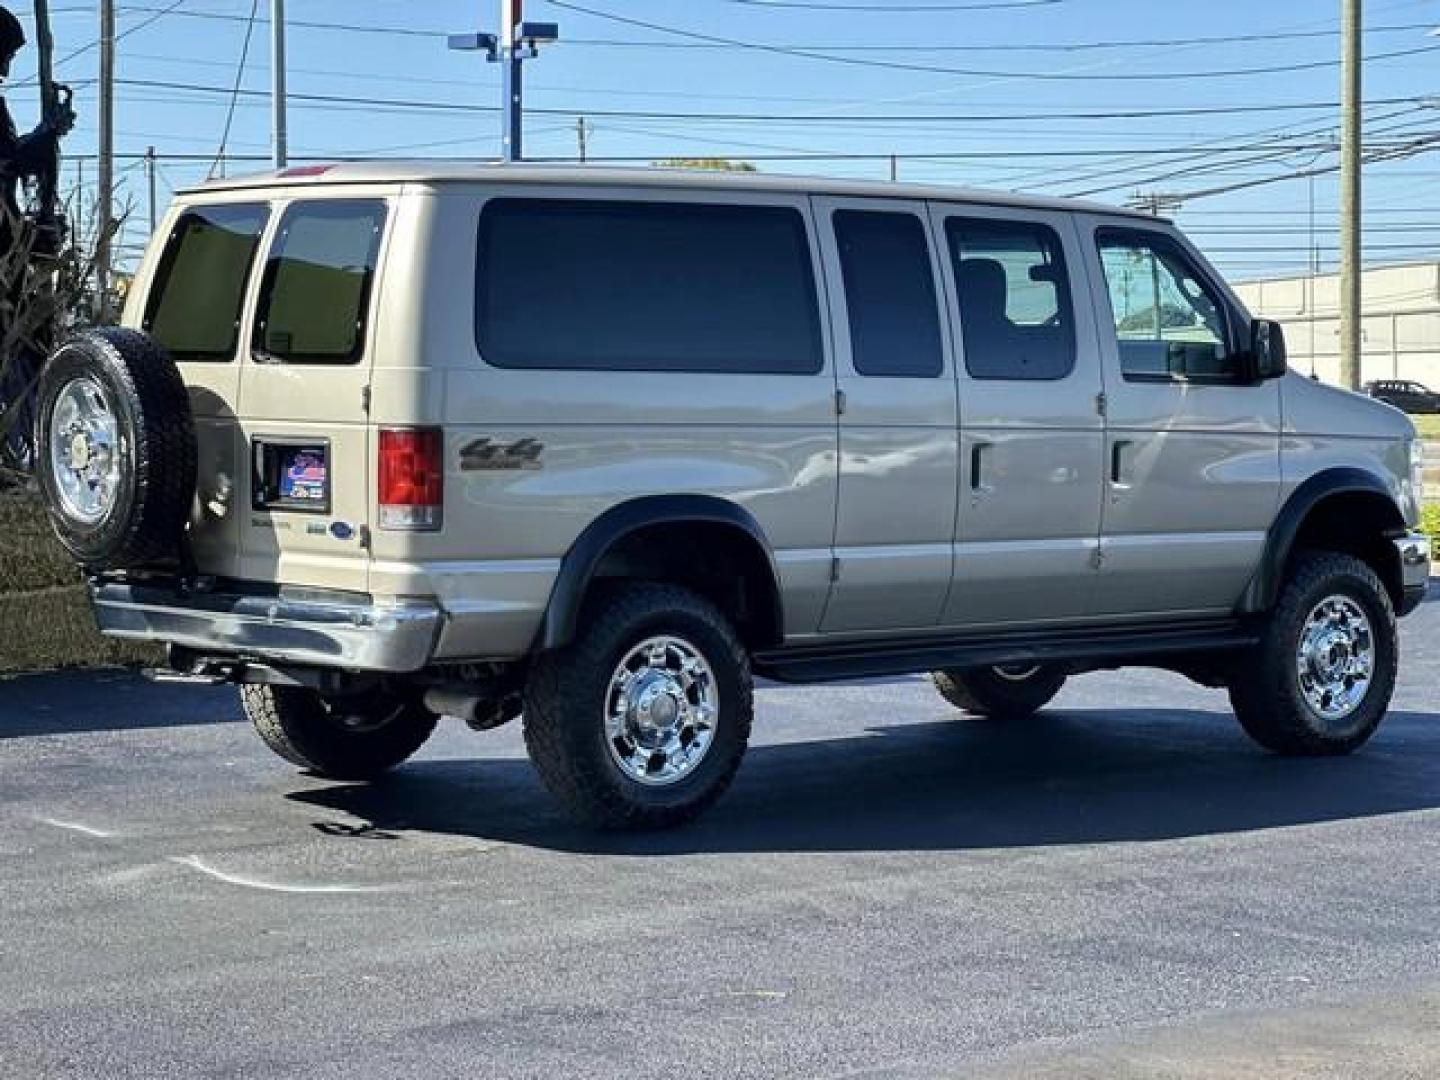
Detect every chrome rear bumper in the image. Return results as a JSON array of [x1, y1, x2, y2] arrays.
[[1395, 531, 1432, 616], [90, 582, 444, 673]]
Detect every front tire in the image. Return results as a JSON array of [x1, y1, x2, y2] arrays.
[[241, 684, 438, 780], [1229, 550, 1398, 756], [523, 583, 752, 830], [931, 664, 1067, 721]]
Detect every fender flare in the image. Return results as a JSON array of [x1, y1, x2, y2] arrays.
[[1237, 467, 1406, 613], [536, 494, 784, 651]]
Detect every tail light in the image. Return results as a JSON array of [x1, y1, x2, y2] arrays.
[[378, 427, 443, 531]]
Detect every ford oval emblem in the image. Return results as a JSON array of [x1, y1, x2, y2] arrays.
[[330, 521, 355, 541]]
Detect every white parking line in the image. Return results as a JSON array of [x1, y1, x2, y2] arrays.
[[168, 855, 395, 895], [33, 816, 116, 839]]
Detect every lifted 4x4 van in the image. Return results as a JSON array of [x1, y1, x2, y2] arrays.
[[34, 165, 1431, 828]]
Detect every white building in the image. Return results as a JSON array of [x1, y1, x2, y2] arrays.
[[1232, 262, 1440, 387]]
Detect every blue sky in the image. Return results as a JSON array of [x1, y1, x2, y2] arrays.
[[12, 0, 1440, 277]]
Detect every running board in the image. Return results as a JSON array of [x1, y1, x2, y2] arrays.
[[753, 621, 1259, 685]]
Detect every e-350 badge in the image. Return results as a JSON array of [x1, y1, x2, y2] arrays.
[[459, 436, 544, 472]]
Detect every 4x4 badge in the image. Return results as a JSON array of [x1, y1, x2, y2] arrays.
[[460, 436, 544, 472]]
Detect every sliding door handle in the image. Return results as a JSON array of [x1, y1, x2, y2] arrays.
[[1111, 439, 1133, 484], [970, 442, 993, 492]]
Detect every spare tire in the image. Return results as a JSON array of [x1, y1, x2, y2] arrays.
[[34, 328, 196, 571]]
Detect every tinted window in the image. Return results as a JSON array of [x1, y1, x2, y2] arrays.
[[476, 199, 823, 374], [946, 218, 1075, 381], [144, 204, 269, 363], [833, 210, 943, 378], [253, 200, 387, 365], [1097, 230, 1235, 381]]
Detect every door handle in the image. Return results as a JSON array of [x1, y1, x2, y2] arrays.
[[970, 442, 992, 493], [1111, 439, 1132, 484]]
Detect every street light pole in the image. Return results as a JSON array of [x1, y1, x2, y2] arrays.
[[271, 0, 288, 169], [1339, 0, 1363, 391], [97, 0, 114, 321], [449, 5, 558, 162]]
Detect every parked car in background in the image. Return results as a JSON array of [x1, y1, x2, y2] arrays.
[[29, 164, 1433, 829], [1366, 380, 1440, 414]]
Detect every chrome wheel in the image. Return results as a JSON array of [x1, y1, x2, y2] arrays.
[[605, 635, 719, 787], [49, 377, 120, 525], [1296, 594, 1374, 724]]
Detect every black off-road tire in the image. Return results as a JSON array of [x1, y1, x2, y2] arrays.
[[931, 664, 1067, 721], [241, 684, 438, 781], [34, 328, 196, 570], [1229, 550, 1398, 756], [523, 583, 753, 830]]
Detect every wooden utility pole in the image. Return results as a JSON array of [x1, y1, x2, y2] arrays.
[[145, 146, 157, 234], [271, 0, 288, 168], [1339, 0, 1362, 390], [97, 0, 115, 321], [576, 116, 589, 163]]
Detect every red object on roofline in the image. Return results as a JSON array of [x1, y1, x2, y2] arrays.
[[278, 165, 336, 179]]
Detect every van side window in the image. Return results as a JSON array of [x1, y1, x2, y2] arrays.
[[946, 217, 1075, 381], [475, 199, 824, 374], [1096, 229, 1235, 382], [253, 200, 387, 366], [833, 210, 943, 378], [144, 204, 269, 363]]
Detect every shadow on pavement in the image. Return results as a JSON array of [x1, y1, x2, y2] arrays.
[[0, 671, 239, 738], [290, 706, 1440, 856]]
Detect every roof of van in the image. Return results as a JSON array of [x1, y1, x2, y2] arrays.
[[181, 161, 1160, 220]]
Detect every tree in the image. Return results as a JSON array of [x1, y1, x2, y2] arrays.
[[652, 158, 758, 173]]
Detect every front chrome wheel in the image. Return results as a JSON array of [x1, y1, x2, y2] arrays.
[[1295, 594, 1374, 725], [48, 377, 120, 525], [605, 635, 719, 787]]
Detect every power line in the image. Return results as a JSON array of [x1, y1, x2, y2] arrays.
[[713, 0, 1066, 9], [104, 78, 1433, 125], [545, 0, 1440, 81], [208, 0, 260, 179]]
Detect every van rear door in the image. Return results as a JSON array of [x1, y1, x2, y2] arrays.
[[137, 201, 271, 583], [234, 196, 391, 593]]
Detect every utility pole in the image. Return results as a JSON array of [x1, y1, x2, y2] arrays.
[[448, 4, 558, 162], [576, 116, 589, 163], [271, 0, 289, 169], [97, 0, 115, 321], [1339, 0, 1363, 390], [145, 146, 157, 235], [889, 155, 897, 182]]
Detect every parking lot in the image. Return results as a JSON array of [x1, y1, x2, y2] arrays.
[[1, 583, 1436, 1079]]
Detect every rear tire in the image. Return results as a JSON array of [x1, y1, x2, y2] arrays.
[[523, 583, 752, 830], [931, 664, 1067, 721], [241, 684, 438, 781], [1229, 550, 1397, 756]]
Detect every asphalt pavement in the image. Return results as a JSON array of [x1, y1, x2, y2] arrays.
[[1, 584, 1437, 1079]]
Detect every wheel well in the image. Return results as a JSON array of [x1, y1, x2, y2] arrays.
[[586, 521, 783, 649], [1286, 491, 1405, 608]]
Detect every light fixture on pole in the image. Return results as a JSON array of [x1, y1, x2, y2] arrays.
[[449, 2, 559, 163]]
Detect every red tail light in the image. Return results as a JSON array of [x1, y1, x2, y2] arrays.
[[378, 427, 444, 531]]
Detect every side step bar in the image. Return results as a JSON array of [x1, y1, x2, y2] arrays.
[[753, 621, 1259, 684]]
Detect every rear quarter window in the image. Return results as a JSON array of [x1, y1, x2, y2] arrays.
[[143, 204, 270, 363]]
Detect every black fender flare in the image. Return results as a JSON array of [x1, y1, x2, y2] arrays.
[[1237, 467, 1406, 613], [536, 494, 784, 651]]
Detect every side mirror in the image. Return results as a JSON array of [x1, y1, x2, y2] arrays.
[[1248, 319, 1288, 381]]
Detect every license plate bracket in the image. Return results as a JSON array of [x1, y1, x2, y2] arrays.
[[252, 438, 331, 514]]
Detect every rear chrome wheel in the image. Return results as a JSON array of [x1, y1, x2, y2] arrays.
[[524, 583, 752, 830], [48, 377, 121, 525], [605, 635, 719, 787]]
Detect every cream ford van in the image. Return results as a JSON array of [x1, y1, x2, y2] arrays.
[[33, 164, 1431, 828]]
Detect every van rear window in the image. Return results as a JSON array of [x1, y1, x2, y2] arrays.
[[253, 200, 388, 366], [475, 199, 824, 375], [144, 204, 269, 364]]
